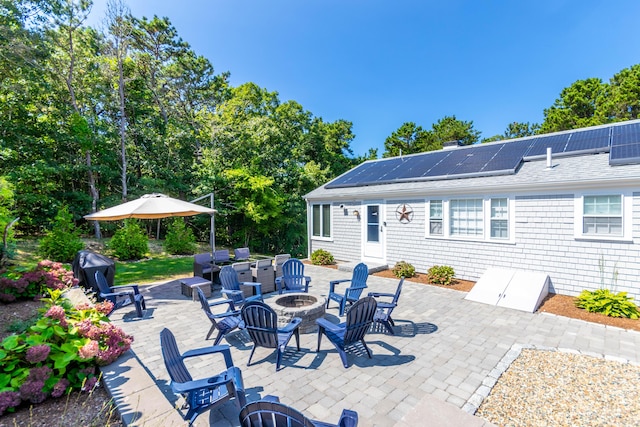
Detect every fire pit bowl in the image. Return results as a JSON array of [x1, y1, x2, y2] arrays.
[[270, 293, 326, 333]]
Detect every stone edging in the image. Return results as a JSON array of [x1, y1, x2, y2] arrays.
[[462, 343, 639, 415]]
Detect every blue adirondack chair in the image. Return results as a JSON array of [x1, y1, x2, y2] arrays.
[[219, 265, 263, 307], [241, 301, 302, 371], [239, 398, 359, 427], [316, 296, 378, 368], [326, 263, 369, 316], [196, 287, 244, 345], [275, 258, 311, 294], [94, 270, 146, 318], [160, 328, 247, 426], [368, 277, 404, 335]]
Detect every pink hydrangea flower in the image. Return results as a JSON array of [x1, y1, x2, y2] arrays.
[[78, 340, 100, 359]]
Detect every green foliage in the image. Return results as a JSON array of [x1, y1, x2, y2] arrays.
[[0, 288, 133, 415], [38, 206, 84, 263], [108, 219, 148, 260], [0, 260, 78, 302], [163, 218, 196, 255], [310, 249, 334, 265], [575, 289, 640, 319], [427, 265, 455, 286], [392, 261, 415, 279]]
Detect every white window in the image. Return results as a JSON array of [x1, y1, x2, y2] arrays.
[[312, 203, 331, 238], [450, 199, 483, 236], [490, 198, 509, 239], [426, 197, 514, 242], [429, 200, 443, 235], [582, 195, 622, 236]]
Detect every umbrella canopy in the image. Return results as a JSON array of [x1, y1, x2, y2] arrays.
[[84, 193, 216, 221]]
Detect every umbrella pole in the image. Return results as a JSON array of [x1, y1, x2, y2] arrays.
[[210, 193, 215, 264]]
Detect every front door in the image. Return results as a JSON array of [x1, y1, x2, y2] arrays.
[[362, 203, 385, 261]]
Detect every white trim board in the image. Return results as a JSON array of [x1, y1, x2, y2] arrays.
[[465, 267, 549, 313]]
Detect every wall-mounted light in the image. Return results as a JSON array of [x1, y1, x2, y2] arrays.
[[353, 209, 360, 217]]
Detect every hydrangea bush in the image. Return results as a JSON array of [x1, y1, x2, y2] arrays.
[[0, 288, 133, 415], [0, 260, 78, 302]]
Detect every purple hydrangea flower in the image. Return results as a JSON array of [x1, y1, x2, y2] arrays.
[[26, 344, 51, 364]]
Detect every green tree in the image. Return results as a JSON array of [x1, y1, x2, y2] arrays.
[[482, 121, 540, 142], [430, 115, 480, 147], [39, 206, 84, 263], [383, 122, 430, 157], [540, 77, 606, 133], [601, 64, 640, 121]]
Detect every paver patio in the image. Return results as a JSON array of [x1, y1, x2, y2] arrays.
[[105, 264, 640, 426]]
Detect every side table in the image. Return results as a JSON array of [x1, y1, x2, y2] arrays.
[[180, 276, 212, 301]]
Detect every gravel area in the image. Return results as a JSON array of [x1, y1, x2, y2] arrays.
[[476, 349, 640, 427]]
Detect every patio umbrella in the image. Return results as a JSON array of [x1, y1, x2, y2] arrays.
[[84, 193, 217, 257], [84, 193, 215, 221]]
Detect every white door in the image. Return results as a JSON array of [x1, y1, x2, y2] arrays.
[[362, 203, 385, 261]]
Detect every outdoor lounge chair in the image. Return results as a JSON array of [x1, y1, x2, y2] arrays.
[[368, 277, 404, 335], [160, 328, 246, 426], [220, 265, 263, 307], [234, 247, 251, 261], [251, 258, 276, 293], [275, 258, 311, 294], [239, 398, 358, 427], [241, 301, 302, 371], [273, 253, 291, 280], [214, 249, 231, 264], [316, 296, 377, 368], [193, 253, 213, 278], [94, 270, 146, 318], [196, 287, 244, 345], [327, 262, 369, 316]]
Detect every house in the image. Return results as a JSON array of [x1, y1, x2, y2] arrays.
[[304, 120, 640, 302]]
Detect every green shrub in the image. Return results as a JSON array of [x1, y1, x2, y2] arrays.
[[392, 261, 415, 278], [108, 219, 148, 260], [163, 218, 196, 255], [38, 206, 84, 263], [0, 288, 133, 415], [310, 249, 334, 265], [427, 265, 455, 285], [575, 289, 640, 319]]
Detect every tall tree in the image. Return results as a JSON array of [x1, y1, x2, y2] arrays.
[[601, 64, 640, 121], [383, 122, 430, 157], [430, 115, 480, 147], [104, 0, 132, 202], [482, 121, 540, 142], [540, 77, 606, 133]]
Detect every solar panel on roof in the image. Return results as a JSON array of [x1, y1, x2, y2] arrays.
[[611, 121, 640, 145], [565, 127, 610, 153], [524, 134, 569, 157], [610, 142, 640, 165], [325, 161, 377, 188], [423, 148, 472, 177], [481, 140, 530, 173], [448, 144, 503, 175]]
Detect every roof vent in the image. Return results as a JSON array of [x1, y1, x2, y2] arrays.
[[442, 140, 463, 150]]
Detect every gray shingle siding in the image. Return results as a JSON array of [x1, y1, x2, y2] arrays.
[[306, 153, 640, 303]]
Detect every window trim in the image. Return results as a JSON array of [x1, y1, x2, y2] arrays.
[[426, 196, 515, 243], [574, 192, 632, 242], [311, 202, 333, 241]]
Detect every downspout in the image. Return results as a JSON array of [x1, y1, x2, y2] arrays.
[[306, 199, 312, 260]]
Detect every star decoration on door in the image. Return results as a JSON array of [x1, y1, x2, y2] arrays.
[[395, 204, 414, 224]]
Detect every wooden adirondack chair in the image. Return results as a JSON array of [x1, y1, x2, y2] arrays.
[[327, 262, 369, 316], [368, 277, 404, 335], [196, 287, 244, 344], [275, 258, 311, 294], [316, 296, 377, 368], [239, 398, 359, 427], [160, 328, 246, 426], [241, 301, 302, 371], [94, 270, 146, 318], [219, 265, 263, 307]]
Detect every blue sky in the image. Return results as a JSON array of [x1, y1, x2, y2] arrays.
[[87, 1, 640, 157]]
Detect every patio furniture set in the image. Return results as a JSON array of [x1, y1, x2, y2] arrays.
[[99, 254, 403, 426], [159, 258, 405, 425]]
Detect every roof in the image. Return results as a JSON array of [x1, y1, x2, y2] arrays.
[[305, 120, 640, 201]]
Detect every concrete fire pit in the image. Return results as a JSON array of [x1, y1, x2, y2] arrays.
[[270, 293, 326, 333]]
